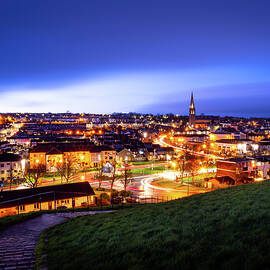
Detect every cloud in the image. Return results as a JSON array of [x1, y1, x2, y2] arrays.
[[139, 82, 270, 117], [0, 65, 269, 114]]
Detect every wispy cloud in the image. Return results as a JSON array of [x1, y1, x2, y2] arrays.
[[0, 65, 269, 114]]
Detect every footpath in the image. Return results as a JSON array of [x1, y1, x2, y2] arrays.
[[0, 211, 113, 270]]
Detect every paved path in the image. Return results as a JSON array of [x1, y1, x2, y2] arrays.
[[0, 211, 113, 270]]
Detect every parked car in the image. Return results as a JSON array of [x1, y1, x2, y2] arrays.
[[113, 196, 124, 204], [126, 196, 139, 203]]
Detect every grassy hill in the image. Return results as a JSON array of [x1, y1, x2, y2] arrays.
[[39, 181, 270, 270]]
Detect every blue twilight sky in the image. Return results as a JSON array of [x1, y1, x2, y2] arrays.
[[0, 0, 270, 116]]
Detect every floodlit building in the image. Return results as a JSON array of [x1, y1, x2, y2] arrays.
[[0, 182, 95, 218], [29, 142, 116, 172], [0, 153, 25, 182], [216, 158, 256, 183]]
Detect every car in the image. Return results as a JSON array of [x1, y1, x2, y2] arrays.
[[126, 196, 139, 203], [112, 196, 124, 204]]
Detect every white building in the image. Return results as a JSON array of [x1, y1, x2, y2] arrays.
[[0, 153, 25, 182]]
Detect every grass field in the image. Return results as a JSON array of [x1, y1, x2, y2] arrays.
[[130, 165, 165, 175], [180, 172, 216, 183], [129, 161, 164, 165], [39, 180, 270, 270], [151, 173, 216, 189], [151, 178, 206, 192]]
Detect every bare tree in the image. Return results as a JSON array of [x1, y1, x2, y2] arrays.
[[185, 158, 200, 184], [9, 162, 14, 190], [107, 162, 122, 199], [120, 165, 133, 192], [24, 164, 46, 188], [177, 152, 194, 178], [94, 166, 108, 189], [56, 156, 76, 184]]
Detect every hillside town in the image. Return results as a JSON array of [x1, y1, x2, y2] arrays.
[[1, 93, 270, 218]]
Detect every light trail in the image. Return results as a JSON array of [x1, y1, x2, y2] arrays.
[[157, 136, 224, 160], [141, 176, 178, 192]]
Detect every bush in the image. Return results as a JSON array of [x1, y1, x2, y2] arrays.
[[111, 190, 119, 198], [100, 193, 109, 200], [119, 190, 133, 197]]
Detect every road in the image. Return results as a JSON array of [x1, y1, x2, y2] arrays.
[[3, 161, 207, 202], [156, 136, 223, 159], [2, 162, 166, 191], [83, 173, 206, 202]]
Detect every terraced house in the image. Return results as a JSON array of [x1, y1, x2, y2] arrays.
[[0, 182, 95, 217], [29, 142, 116, 172]]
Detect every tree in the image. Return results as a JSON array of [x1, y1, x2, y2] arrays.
[[185, 158, 201, 184], [120, 165, 133, 192], [9, 162, 15, 190], [94, 166, 108, 189], [24, 164, 46, 188], [56, 156, 76, 184], [107, 162, 122, 200], [177, 152, 194, 178]]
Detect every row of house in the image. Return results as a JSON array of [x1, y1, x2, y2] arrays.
[[0, 182, 96, 218], [29, 142, 116, 172]]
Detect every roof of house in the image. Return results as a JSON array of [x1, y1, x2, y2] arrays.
[[215, 176, 235, 184], [215, 139, 253, 144], [254, 155, 270, 162], [217, 157, 254, 163], [0, 182, 95, 209], [0, 153, 21, 163], [29, 142, 114, 154]]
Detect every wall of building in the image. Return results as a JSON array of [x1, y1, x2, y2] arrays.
[[29, 152, 46, 168], [0, 161, 23, 181], [0, 195, 95, 218]]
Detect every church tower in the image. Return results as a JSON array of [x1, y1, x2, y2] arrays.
[[189, 92, 196, 126]]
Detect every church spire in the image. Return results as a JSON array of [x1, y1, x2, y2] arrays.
[[189, 91, 196, 126], [190, 91, 195, 109]]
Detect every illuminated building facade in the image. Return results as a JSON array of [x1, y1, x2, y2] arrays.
[[29, 143, 116, 172]]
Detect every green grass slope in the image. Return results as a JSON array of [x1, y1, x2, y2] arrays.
[[42, 181, 270, 270]]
